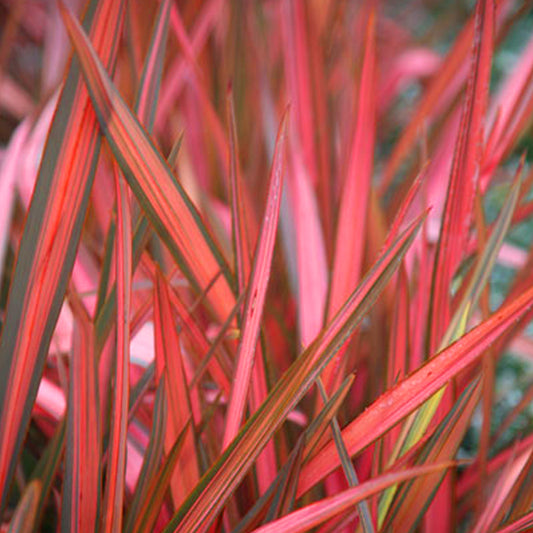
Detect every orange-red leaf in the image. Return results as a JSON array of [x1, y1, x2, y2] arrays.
[[61, 293, 100, 533], [383, 380, 481, 531], [253, 463, 453, 533], [322, 6, 376, 392], [472, 446, 533, 533], [0, 0, 125, 512], [328, 6, 376, 319], [429, 0, 495, 352], [101, 164, 132, 533], [163, 213, 424, 533], [60, 1, 235, 323], [223, 109, 288, 446], [496, 510, 533, 533], [154, 269, 199, 507], [298, 283, 533, 496]]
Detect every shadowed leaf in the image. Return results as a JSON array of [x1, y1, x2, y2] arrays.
[[131, 421, 191, 533], [125, 379, 167, 533], [7, 480, 41, 533]]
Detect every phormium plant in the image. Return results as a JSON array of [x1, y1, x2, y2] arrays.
[[0, 0, 533, 531]]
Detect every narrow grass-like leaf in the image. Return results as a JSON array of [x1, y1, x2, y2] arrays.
[[379, 0, 505, 191], [316, 378, 375, 533], [154, 269, 199, 507], [227, 90, 252, 298], [484, 35, 533, 183], [264, 438, 305, 523], [387, 0, 500, 481], [226, 91, 277, 490], [472, 446, 533, 533], [304, 375, 355, 461], [384, 267, 410, 461], [288, 138, 328, 348], [61, 292, 100, 533], [0, 0, 124, 511], [497, 510, 533, 533], [95, 216, 116, 318], [327, 6, 376, 320], [189, 289, 244, 391], [166, 3, 230, 176], [167, 132, 184, 169], [457, 433, 533, 502], [28, 418, 66, 533], [429, 0, 495, 352], [400, 155, 522, 456], [234, 374, 356, 533], [128, 362, 155, 422], [323, 9, 383, 394], [156, 270, 231, 390], [382, 380, 481, 531], [298, 283, 533, 496], [505, 450, 533, 526], [101, 164, 132, 533], [125, 378, 167, 533], [383, 163, 428, 250], [157, 0, 221, 123], [134, 0, 171, 131], [281, 1, 328, 350], [168, 4, 202, 78], [94, 0, 172, 344], [7, 480, 41, 533], [163, 213, 424, 533], [445, 159, 523, 343], [0, 120, 30, 282], [60, 3, 235, 323], [94, 214, 150, 349], [252, 463, 453, 533], [281, 0, 317, 186], [131, 422, 191, 533], [223, 110, 288, 446]]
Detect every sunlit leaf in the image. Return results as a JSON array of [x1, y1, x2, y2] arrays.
[[298, 283, 533, 496], [253, 463, 453, 533], [60, 1, 235, 323], [61, 292, 100, 533], [100, 164, 132, 533], [0, 0, 125, 512], [163, 213, 424, 533], [223, 109, 288, 446]]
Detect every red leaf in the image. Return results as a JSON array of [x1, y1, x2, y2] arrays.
[[223, 110, 288, 446], [429, 0, 495, 352], [61, 293, 100, 533], [164, 213, 424, 533], [254, 463, 453, 533], [298, 283, 533, 497], [60, 1, 235, 323], [0, 0, 125, 511], [101, 164, 132, 533], [154, 270, 200, 507]]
